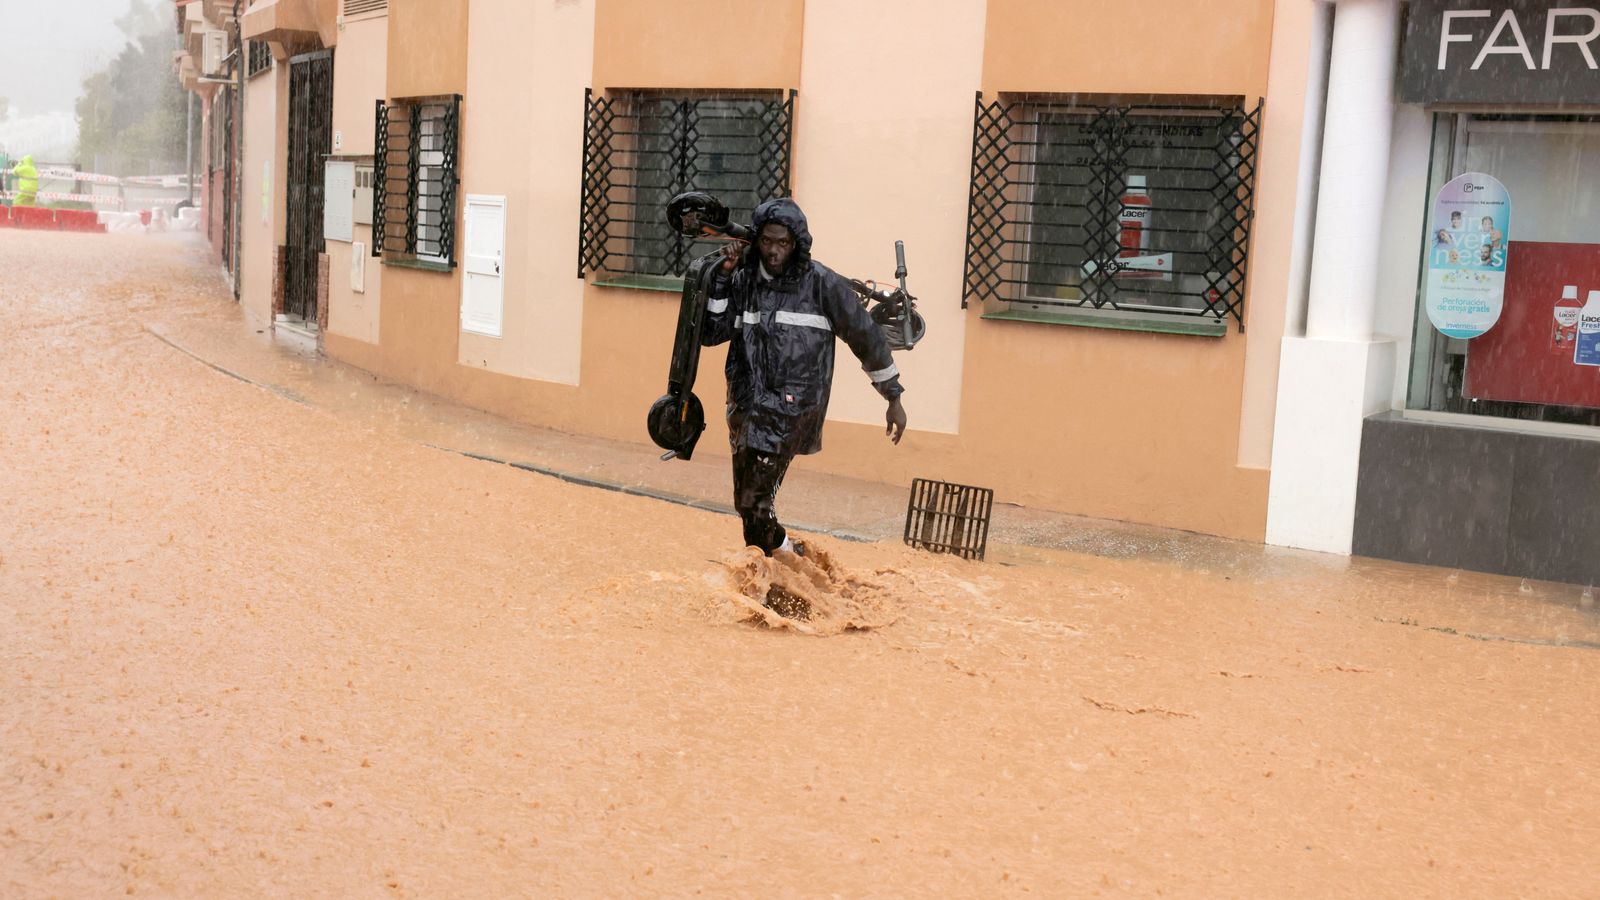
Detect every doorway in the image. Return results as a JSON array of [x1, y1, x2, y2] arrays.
[[284, 50, 333, 324]]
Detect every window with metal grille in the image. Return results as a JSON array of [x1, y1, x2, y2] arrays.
[[247, 40, 271, 78], [964, 94, 1261, 327], [579, 88, 795, 279], [372, 96, 461, 267]]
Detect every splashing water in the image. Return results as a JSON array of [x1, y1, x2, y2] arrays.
[[719, 541, 899, 635]]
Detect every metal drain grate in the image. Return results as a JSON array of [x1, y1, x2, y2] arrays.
[[904, 478, 994, 561]]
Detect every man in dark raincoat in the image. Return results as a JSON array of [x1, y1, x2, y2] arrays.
[[703, 197, 907, 557]]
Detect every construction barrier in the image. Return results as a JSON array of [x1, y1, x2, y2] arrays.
[[1, 158, 200, 234], [11, 206, 62, 229], [55, 209, 106, 233]]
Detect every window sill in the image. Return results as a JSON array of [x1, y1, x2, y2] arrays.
[[592, 274, 684, 294], [381, 258, 454, 274], [980, 307, 1228, 337]]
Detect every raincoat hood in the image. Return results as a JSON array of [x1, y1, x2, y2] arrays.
[[750, 197, 813, 274]]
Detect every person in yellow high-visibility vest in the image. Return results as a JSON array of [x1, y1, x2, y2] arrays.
[[12, 155, 39, 207]]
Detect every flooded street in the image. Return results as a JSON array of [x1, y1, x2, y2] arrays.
[[3, 230, 1599, 896]]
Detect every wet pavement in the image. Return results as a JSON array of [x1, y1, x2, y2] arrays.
[[3, 230, 1598, 896]]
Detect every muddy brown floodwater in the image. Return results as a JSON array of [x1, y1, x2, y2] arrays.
[[3, 230, 1599, 897]]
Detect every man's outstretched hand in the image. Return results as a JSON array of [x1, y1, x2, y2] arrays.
[[885, 397, 907, 445]]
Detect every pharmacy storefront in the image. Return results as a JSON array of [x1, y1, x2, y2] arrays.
[[1351, 0, 1600, 584]]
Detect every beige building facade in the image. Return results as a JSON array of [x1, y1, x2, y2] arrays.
[[186, 0, 1329, 544]]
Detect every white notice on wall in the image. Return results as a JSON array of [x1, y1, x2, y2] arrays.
[[351, 242, 366, 294], [324, 161, 355, 243]]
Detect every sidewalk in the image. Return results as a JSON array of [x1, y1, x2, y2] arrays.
[[143, 253, 1328, 579]]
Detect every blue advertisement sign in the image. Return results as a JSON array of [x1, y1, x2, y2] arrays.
[[1425, 172, 1511, 340]]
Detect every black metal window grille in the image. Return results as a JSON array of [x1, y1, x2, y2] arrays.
[[579, 88, 795, 278], [964, 94, 1262, 327], [247, 40, 272, 78], [372, 95, 461, 266]]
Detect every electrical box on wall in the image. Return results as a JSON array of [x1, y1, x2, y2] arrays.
[[353, 163, 374, 226], [324, 161, 355, 243]]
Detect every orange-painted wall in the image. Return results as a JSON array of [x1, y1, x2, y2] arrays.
[[343, 0, 474, 401], [888, 0, 1279, 539], [592, 0, 804, 90], [324, 0, 1293, 542], [982, 0, 1274, 97], [388, 0, 471, 99]]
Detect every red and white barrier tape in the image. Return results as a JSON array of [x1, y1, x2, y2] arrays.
[[12, 168, 194, 188], [123, 175, 194, 188], [3, 192, 188, 209], [2, 190, 119, 206], [37, 168, 123, 186]]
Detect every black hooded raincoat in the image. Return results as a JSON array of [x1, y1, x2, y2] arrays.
[[702, 199, 904, 457]]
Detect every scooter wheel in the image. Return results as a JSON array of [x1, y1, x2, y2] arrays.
[[647, 393, 705, 453], [873, 305, 927, 351]]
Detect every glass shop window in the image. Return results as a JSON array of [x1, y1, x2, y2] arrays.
[[1409, 114, 1600, 428]]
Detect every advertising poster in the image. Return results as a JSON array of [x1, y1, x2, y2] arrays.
[[1424, 172, 1511, 339], [1463, 242, 1600, 410]]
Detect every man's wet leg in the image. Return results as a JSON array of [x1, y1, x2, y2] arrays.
[[731, 448, 809, 619], [731, 448, 792, 554]]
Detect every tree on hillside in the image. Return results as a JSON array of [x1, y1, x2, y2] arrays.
[[75, 0, 187, 175]]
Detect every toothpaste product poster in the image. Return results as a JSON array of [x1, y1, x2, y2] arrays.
[[1424, 172, 1510, 340]]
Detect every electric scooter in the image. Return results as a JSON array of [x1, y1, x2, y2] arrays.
[[646, 191, 925, 462]]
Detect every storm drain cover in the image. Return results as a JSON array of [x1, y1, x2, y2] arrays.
[[904, 478, 994, 562]]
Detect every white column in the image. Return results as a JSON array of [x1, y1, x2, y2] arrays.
[[1266, 0, 1401, 555], [1304, 0, 1401, 340]]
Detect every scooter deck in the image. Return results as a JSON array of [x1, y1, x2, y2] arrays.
[[646, 251, 721, 461]]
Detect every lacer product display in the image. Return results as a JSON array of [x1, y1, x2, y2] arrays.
[[1574, 289, 1600, 367], [1552, 284, 1582, 355], [1118, 175, 1151, 257], [1111, 174, 1171, 281]]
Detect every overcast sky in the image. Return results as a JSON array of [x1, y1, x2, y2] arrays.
[[1, 0, 149, 116]]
